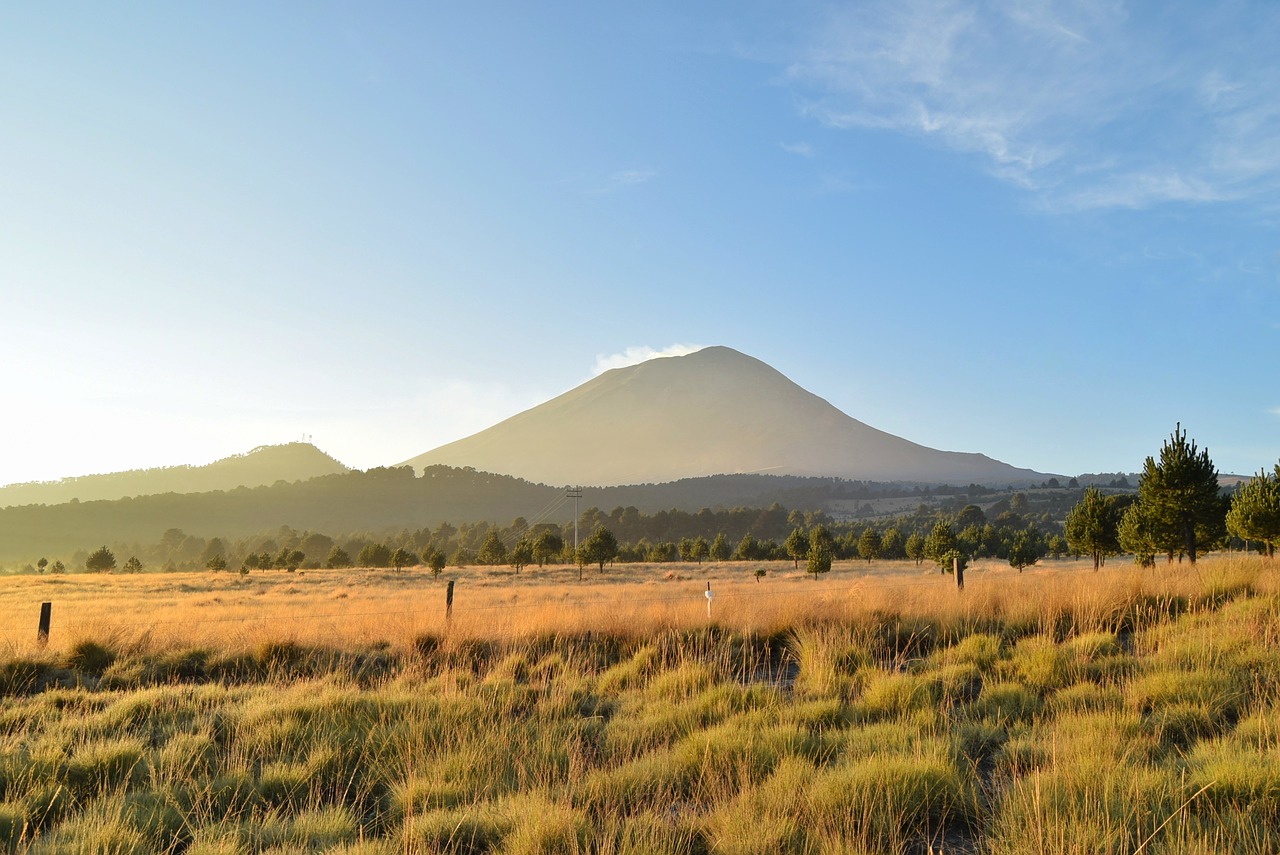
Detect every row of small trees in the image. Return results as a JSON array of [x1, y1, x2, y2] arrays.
[[1064, 425, 1280, 568]]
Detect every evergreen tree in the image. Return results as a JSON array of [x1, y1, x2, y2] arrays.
[[390, 547, 418, 570], [806, 527, 833, 579], [1065, 487, 1121, 570], [325, 546, 352, 569], [1007, 529, 1045, 572], [690, 536, 710, 564], [803, 525, 835, 579], [784, 527, 808, 569], [123, 556, 144, 574], [709, 533, 732, 561], [428, 549, 447, 579], [86, 545, 117, 573], [733, 533, 759, 561], [858, 527, 882, 563], [880, 527, 904, 560], [1136, 424, 1225, 564], [357, 543, 392, 568], [1117, 502, 1160, 567], [510, 538, 534, 572], [477, 531, 508, 566], [205, 554, 227, 572], [582, 525, 618, 572], [924, 521, 958, 572], [904, 532, 926, 566], [1226, 464, 1280, 558], [533, 530, 563, 567]]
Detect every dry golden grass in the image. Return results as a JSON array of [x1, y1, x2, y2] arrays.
[[4, 554, 1272, 660], [2, 555, 1269, 660], [2, 554, 1278, 853]]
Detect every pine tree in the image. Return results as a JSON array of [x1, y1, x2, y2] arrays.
[[390, 547, 418, 571], [924, 521, 958, 573], [477, 531, 508, 566], [904, 532, 926, 566], [784, 527, 808, 569], [86, 545, 117, 573], [1007, 529, 1045, 572], [582, 525, 618, 572], [1226, 464, 1280, 558], [858, 528, 882, 563], [428, 549, 447, 579], [1136, 424, 1224, 564], [510, 538, 534, 573], [1064, 486, 1120, 570], [709, 533, 731, 562]]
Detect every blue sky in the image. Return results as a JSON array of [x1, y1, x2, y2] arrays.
[[2, 1, 1278, 486]]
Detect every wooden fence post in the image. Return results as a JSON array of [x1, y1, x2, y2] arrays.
[[446, 580, 455, 626], [955, 556, 964, 592], [37, 602, 51, 645]]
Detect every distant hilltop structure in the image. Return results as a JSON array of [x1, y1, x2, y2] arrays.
[[400, 346, 1052, 487]]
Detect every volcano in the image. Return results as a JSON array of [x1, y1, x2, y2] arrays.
[[400, 346, 1047, 487]]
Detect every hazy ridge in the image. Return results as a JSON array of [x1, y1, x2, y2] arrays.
[[0, 465, 1000, 561], [0, 442, 348, 509]]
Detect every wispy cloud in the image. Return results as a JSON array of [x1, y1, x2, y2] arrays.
[[784, 0, 1280, 211], [589, 168, 658, 194], [780, 141, 814, 157], [592, 344, 705, 375]]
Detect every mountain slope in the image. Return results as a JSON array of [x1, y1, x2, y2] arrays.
[[0, 442, 349, 508], [400, 346, 1047, 486]]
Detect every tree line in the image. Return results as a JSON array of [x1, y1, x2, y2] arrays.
[[35, 488, 1070, 578], [1062, 424, 1280, 568]]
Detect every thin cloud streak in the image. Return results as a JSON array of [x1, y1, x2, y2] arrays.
[[784, 0, 1280, 211], [588, 168, 658, 194]]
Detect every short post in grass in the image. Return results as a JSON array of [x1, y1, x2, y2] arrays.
[[446, 580, 455, 627], [955, 556, 964, 591], [37, 602, 51, 645], [705, 582, 713, 619]]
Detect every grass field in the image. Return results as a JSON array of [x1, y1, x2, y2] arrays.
[[1, 556, 1277, 853]]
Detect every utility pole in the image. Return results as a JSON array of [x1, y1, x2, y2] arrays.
[[567, 485, 582, 577]]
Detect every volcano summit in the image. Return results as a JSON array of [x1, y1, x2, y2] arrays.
[[401, 346, 1047, 487]]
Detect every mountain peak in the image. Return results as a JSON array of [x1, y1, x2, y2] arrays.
[[400, 347, 1046, 487], [0, 442, 349, 508]]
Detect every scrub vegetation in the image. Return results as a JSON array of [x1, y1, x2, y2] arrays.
[[1, 556, 1278, 853]]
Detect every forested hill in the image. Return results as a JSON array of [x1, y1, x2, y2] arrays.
[[0, 465, 939, 562], [0, 443, 348, 508]]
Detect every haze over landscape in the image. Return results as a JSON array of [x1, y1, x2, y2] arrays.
[[3, 2, 1279, 486]]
